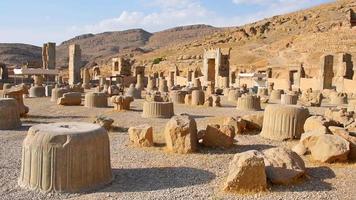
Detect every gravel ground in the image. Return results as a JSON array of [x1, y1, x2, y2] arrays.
[[0, 96, 355, 200]]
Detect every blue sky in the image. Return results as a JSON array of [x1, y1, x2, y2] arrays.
[[0, 0, 333, 45]]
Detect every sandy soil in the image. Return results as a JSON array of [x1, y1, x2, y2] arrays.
[[0, 96, 355, 200]]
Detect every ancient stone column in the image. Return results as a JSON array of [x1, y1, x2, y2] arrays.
[[159, 78, 168, 93], [82, 68, 90, 89], [257, 88, 268, 96], [3, 84, 29, 117], [135, 74, 144, 91], [51, 87, 69, 102], [228, 89, 241, 102], [260, 104, 309, 141], [168, 71, 175, 89], [84, 92, 108, 108], [42, 42, 56, 70], [281, 94, 298, 105], [236, 95, 261, 111], [45, 85, 53, 97], [170, 90, 186, 104], [187, 70, 193, 82], [126, 84, 141, 99], [221, 76, 229, 88], [269, 89, 283, 102], [142, 101, 174, 118], [68, 44, 81, 85], [268, 82, 274, 95], [18, 122, 112, 193], [193, 78, 202, 90], [29, 86, 45, 98], [146, 76, 156, 91], [0, 98, 21, 130], [206, 81, 215, 96], [191, 90, 205, 106], [164, 114, 198, 154], [33, 75, 44, 86]]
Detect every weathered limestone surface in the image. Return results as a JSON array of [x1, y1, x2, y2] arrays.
[[242, 113, 264, 131], [191, 90, 205, 106], [164, 114, 198, 154], [330, 92, 348, 105], [68, 44, 82, 85], [82, 68, 91, 89], [57, 92, 82, 106], [329, 126, 356, 160], [262, 147, 306, 185], [269, 89, 283, 102], [128, 124, 154, 147], [45, 85, 53, 97], [309, 134, 350, 163], [51, 87, 69, 102], [228, 89, 241, 102], [142, 101, 174, 118], [3, 84, 29, 117], [18, 122, 112, 192], [224, 150, 267, 193], [159, 79, 169, 93], [93, 116, 114, 131], [260, 105, 309, 141], [298, 89, 322, 107], [236, 95, 261, 111], [29, 86, 45, 98], [170, 90, 186, 104], [200, 124, 235, 148], [0, 98, 21, 130], [304, 116, 337, 133], [84, 92, 108, 108], [325, 108, 354, 127], [111, 95, 134, 111], [281, 94, 298, 105], [126, 84, 141, 99], [223, 117, 247, 135]]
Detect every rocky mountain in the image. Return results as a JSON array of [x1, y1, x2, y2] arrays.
[[0, 25, 220, 68]]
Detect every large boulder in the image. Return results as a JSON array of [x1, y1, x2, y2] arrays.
[[304, 116, 338, 133], [329, 126, 356, 160], [200, 124, 235, 149], [164, 114, 198, 154], [128, 124, 154, 147], [309, 134, 350, 163], [262, 147, 306, 185], [224, 150, 267, 193]]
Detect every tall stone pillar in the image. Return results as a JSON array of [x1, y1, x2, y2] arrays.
[[319, 55, 334, 90], [82, 68, 90, 89], [68, 44, 81, 85], [42, 42, 56, 70], [168, 71, 175, 89], [187, 70, 193, 82]]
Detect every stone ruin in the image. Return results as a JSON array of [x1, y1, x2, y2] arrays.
[[236, 95, 261, 111], [57, 92, 82, 106], [84, 92, 108, 108], [111, 95, 134, 111], [128, 124, 154, 147], [19, 122, 112, 192], [142, 91, 174, 118], [0, 98, 21, 130], [3, 84, 29, 117], [203, 48, 231, 88], [68, 44, 82, 85]]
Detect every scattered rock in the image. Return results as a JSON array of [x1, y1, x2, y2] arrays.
[[200, 124, 235, 148], [164, 114, 198, 154], [242, 113, 264, 131], [224, 150, 267, 193], [128, 124, 154, 147], [329, 126, 356, 160], [262, 147, 306, 185], [93, 116, 114, 131]]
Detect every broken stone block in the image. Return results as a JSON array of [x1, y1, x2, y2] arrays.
[[224, 150, 267, 193], [262, 147, 306, 185], [329, 126, 356, 160], [128, 124, 154, 147], [84, 92, 108, 108], [236, 95, 261, 111], [57, 92, 82, 106], [223, 117, 247, 135], [0, 98, 21, 130], [18, 122, 112, 193], [111, 95, 134, 111], [201, 124, 235, 148], [164, 114, 198, 154], [93, 116, 114, 131], [260, 105, 309, 141]]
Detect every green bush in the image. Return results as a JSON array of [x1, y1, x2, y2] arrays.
[[152, 57, 163, 64]]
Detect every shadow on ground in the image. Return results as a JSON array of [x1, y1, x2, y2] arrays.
[[105, 167, 215, 192], [273, 166, 335, 192], [25, 115, 88, 119], [199, 143, 275, 155]]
